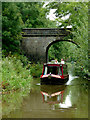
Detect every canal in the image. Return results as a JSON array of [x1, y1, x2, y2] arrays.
[[2, 72, 88, 119]]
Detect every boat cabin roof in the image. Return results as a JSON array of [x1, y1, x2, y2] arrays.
[[44, 63, 67, 67], [44, 60, 67, 67], [44, 63, 61, 66]]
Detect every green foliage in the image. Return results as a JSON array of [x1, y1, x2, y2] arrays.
[[16, 3, 52, 28], [16, 2, 56, 28], [2, 3, 23, 53], [30, 63, 43, 78], [2, 55, 32, 91], [47, 2, 88, 77]]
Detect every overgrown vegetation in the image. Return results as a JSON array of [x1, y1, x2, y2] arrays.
[[30, 63, 43, 78], [2, 55, 32, 92]]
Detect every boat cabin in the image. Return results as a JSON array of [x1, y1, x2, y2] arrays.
[[42, 63, 68, 76]]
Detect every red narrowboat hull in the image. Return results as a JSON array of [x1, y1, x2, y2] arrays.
[[40, 74, 69, 85]]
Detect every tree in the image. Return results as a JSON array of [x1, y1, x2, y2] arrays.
[[2, 2, 56, 55], [47, 2, 88, 76], [16, 2, 56, 28], [2, 3, 24, 54]]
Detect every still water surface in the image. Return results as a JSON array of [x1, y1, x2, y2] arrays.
[[3, 74, 88, 118]]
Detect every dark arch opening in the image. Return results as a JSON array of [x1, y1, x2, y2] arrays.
[[46, 40, 80, 63]]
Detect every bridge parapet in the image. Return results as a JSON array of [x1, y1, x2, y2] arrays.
[[22, 28, 71, 37]]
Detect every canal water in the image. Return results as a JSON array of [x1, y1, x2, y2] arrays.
[[2, 74, 88, 118]]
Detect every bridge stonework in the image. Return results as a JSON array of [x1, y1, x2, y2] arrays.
[[21, 28, 71, 63]]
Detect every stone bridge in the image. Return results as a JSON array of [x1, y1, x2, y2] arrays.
[[21, 28, 79, 63]]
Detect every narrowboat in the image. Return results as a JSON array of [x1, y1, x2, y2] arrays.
[[40, 60, 69, 85]]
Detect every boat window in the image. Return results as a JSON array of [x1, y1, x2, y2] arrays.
[[44, 66, 62, 75], [44, 66, 47, 75], [59, 67, 62, 75], [63, 65, 68, 74]]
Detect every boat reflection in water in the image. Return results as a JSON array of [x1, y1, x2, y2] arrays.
[[40, 85, 66, 105], [40, 84, 74, 110]]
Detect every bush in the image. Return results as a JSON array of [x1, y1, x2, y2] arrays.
[[2, 55, 32, 91], [30, 63, 43, 78]]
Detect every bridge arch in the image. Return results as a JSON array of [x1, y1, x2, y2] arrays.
[[21, 28, 80, 63], [46, 39, 80, 63]]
